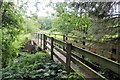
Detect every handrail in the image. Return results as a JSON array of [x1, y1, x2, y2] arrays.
[[72, 45, 120, 75], [45, 33, 120, 62], [32, 32, 120, 79]]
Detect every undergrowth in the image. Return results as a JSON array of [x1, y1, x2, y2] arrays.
[[1, 52, 84, 80]]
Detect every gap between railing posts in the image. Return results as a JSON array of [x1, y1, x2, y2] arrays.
[[66, 42, 72, 73]]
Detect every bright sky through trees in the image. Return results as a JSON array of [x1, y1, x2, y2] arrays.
[[12, 0, 119, 17], [14, 0, 65, 16]]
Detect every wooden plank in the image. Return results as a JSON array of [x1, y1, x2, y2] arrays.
[[46, 40, 51, 45], [66, 36, 79, 40], [71, 52, 101, 71], [33, 33, 119, 78], [54, 46, 67, 57], [64, 35, 117, 54], [70, 41, 112, 58], [71, 56, 107, 79], [50, 33, 63, 36], [46, 45, 51, 51], [54, 39, 67, 47], [46, 35, 51, 39], [65, 35, 114, 47], [70, 63, 90, 79], [45, 33, 116, 50], [72, 45, 120, 75], [53, 42, 63, 49], [53, 52, 66, 66]]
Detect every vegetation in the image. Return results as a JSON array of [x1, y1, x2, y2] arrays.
[[50, 1, 119, 42], [51, 2, 91, 35], [38, 16, 52, 30], [1, 1, 40, 67], [1, 1, 26, 67], [24, 16, 40, 33], [0, 0, 119, 79], [1, 52, 83, 80]]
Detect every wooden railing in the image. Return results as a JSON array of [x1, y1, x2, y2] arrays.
[[32, 33, 120, 79], [44, 33, 120, 63]]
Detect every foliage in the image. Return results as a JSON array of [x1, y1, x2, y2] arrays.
[[0, 29, 2, 52], [25, 16, 41, 33], [68, 72, 84, 80], [1, 52, 84, 80], [69, 1, 120, 41], [38, 16, 52, 30], [12, 33, 32, 53], [50, 1, 119, 41], [1, 1, 26, 67], [51, 2, 91, 35]]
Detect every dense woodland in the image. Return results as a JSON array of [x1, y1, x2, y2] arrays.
[[0, 0, 120, 80]]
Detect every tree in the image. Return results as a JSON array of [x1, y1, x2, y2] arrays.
[[70, 1, 120, 41], [38, 16, 52, 30], [25, 15, 41, 33], [51, 1, 120, 41], [1, 1, 25, 67], [51, 2, 91, 35]]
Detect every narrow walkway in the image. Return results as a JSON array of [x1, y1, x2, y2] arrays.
[[32, 38, 94, 78]]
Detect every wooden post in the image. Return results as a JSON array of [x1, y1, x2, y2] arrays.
[[82, 37, 86, 46], [65, 34, 68, 41], [63, 35, 65, 41], [43, 34, 46, 50], [63, 35, 66, 51], [45, 35, 47, 50], [40, 34, 42, 47], [51, 37, 54, 60], [38, 33, 39, 44], [66, 43, 72, 73]]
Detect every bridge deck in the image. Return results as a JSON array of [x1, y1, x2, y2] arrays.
[[33, 38, 96, 78]]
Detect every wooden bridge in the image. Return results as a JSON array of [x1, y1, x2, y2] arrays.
[[32, 32, 120, 80]]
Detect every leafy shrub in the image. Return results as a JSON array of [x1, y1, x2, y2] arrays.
[[1, 52, 84, 80], [68, 72, 84, 80], [1, 52, 67, 80], [1, 1, 26, 67]]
